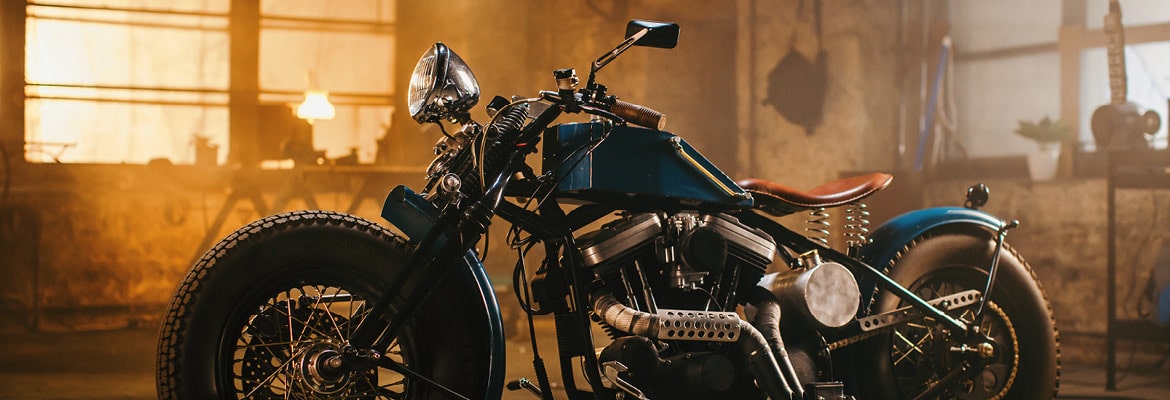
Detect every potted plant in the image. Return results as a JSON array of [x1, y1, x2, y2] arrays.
[[1015, 116, 1070, 181]]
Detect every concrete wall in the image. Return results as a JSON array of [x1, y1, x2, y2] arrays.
[[0, 0, 1141, 363]]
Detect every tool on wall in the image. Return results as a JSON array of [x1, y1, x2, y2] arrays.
[[765, 0, 827, 135], [1090, 0, 1162, 151], [913, 35, 953, 172]]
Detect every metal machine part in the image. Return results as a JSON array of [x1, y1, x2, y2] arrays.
[[422, 125, 478, 205], [823, 289, 984, 353], [660, 213, 722, 290], [505, 378, 543, 399], [857, 289, 981, 332], [602, 361, 650, 400], [597, 336, 747, 399], [656, 352, 737, 397], [657, 309, 741, 342], [578, 212, 775, 289], [579, 213, 663, 268], [701, 213, 775, 265], [593, 292, 741, 343], [843, 201, 871, 251], [598, 336, 661, 384], [805, 207, 831, 246], [591, 290, 795, 400], [758, 256, 861, 329]]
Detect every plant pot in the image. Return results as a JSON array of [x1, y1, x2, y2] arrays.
[[1026, 143, 1060, 181]]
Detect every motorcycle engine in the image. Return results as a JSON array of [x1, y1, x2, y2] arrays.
[[577, 212, 776, 398], [578, 212, 775, 312]]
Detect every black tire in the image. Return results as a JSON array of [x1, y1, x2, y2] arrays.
[[156, 210, 493, 399], [853, 230, 1060, 400]]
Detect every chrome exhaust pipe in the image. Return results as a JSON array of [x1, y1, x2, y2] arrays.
[[747, 287, 805, 400], [591, 290, 795, 400]]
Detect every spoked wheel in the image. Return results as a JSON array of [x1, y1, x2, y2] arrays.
[[854, 230, 1060, 400], [886, 270, 1019, 399], [229, 282, 414, 398], [157, 211, 493, 400]]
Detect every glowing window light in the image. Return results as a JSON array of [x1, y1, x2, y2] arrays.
[[295, 90, 336, 123]]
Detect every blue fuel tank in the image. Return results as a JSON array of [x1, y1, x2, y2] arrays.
[[543, 122, 753, 210]]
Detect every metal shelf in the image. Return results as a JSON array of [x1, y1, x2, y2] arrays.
[[1106, 149, 1170, 391]]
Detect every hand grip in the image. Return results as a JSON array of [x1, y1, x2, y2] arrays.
[[611, 99, 666, 130]]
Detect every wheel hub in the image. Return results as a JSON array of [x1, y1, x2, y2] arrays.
[[949, 340, 997, 360], [890, 298, 1019, 400], [977, 342, 995, 359], [295, 342, 354, 395]]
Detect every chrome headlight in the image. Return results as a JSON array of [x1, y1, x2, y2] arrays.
[[407, 43, 480, 124]]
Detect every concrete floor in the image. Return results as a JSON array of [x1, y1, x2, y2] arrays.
[[0, 326, 1167, 400]]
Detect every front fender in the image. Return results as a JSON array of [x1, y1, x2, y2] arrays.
[[381, 185, 506, 399], [858, 206, 1006, 268]]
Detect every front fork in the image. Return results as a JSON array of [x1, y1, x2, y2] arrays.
[[306, 150, 532, 400], [346, 101, 561, 354]]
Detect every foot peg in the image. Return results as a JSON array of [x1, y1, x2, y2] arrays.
[[506, 378, 543, 399], [803, 381, 853, 400], [602, 361, 650, 400]]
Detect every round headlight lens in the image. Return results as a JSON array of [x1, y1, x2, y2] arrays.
[[406, 43, 479, 124], [407, 46, 440, 121]]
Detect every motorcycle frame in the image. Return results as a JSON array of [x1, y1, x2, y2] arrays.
[[367, 173, 1010, 400], [352, 91, 1015, 400]]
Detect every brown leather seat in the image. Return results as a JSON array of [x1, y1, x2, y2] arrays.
[[738, 173, 893, 216]]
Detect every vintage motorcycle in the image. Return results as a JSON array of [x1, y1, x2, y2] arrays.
[[157, 20, 1059, 400]]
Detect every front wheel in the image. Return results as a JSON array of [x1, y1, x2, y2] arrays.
[[156, 210, 493, 399], [854, 230, 1060, 399]]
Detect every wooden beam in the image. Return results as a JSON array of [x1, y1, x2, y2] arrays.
[[1059, 23, 1084, 175], [0, 0, 27, 163], [229, 0, 260, 166]]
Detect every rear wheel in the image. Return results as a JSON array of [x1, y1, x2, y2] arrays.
[[157, 210, 492, 399], [855, 231, 1060, 399]]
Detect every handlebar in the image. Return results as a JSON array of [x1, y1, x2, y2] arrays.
[[538, 91, 666, 131], [611, 99, 666, 130]]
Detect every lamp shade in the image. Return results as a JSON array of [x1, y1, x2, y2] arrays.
[[296, 90, 336, 121]]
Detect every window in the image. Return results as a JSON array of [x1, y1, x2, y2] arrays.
[[945, 0, 1169, 162], [258, 0, 395, 165], [22, 0, 396, 165], [1075, 0, 1169, 152], [25, 0, 230, 164], [948, 0, 1062, 159]]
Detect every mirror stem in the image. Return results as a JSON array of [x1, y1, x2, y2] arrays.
[[590, 28, 650, 75]]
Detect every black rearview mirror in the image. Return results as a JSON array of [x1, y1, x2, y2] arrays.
[[625, 20, 679, 49], [591, 20, 681, 77]]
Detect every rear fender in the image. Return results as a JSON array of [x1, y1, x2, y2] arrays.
[[381, 185, 506, 398], [856, 206, 1006, 311]]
